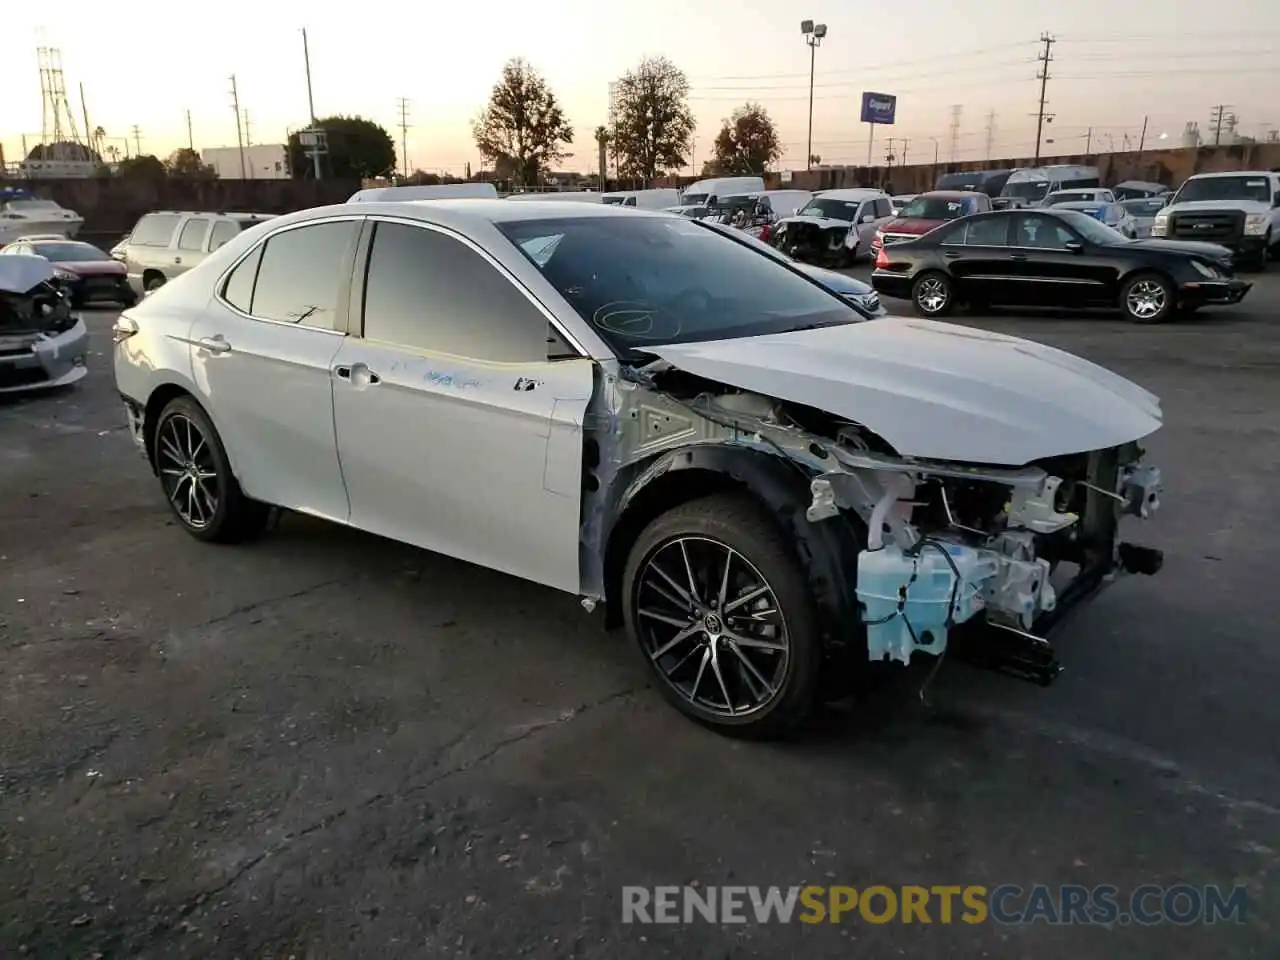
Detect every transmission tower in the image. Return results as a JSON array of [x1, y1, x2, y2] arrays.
[[983, 110, 997, 162], [37, 46, 83, 153], [948, 105, 962, 162], [1032, 33, 1056, 163], [1209, 104, 1236, 145], [397, 97, 411, 178]]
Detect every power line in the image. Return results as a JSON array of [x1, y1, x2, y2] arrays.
[[397, 97, 411, 177], [1032, 32, 1055, 163]]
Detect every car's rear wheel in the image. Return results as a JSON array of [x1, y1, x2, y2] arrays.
[[1120, 272, 1174, 324], [622, 494, 823, 739], [153, 396, 272, 543], [143, 272, 166, 292], [911, 271, 955, 317]]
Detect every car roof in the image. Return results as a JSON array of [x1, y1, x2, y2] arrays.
[[920, 190, 985, 199], [1184, 170, 1274, 180], [274, 198, 666, 232], [814, 188, 886, 199]]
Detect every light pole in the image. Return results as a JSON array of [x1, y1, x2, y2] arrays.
[[801, 20, 827, 172]]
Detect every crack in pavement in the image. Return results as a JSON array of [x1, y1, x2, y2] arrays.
[[168, 684, 642, 929], [199, 577, 350, 628]]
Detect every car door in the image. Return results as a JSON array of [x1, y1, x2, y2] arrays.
[[937, 214, 1017, 303], [172, 217, 210, 278], [330, 217, 595, 595], [188, 216, 360, 522], [1008, 213, 1110, 306]]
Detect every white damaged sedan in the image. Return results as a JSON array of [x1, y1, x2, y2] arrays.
[[113, 200, 1163, 738]]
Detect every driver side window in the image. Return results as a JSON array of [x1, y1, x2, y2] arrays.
[[1015, 215, 1076, 249]]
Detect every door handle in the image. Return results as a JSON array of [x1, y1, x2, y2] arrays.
[[174, 257, 182, 265], [1011, 254, 1029, 261], [335, 364, 381, 386], [943, 251, 961, 258], [334, 365, 351, 380], [197, 336, 231, 354]]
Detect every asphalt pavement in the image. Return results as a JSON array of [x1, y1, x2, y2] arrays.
[[2, 273, 1279, 958]]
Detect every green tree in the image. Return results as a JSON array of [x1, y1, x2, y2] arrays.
[[710, 103, 781, 175], [611, 56, 696, 182], [115, 154, 167, 181], [472, 59, 573, 187], [287, 115, 396, 180], [165, 147, 217, 178]]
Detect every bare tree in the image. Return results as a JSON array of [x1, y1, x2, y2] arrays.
[[611, 56, 696, 182], [472, 59, 573, 187]]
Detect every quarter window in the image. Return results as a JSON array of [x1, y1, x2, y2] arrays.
[[177, 218, 210, 252], [209, 220, 240, 251], [245, 221, 356, 329], [221, 244, 263, 313], [361, 221, 565, 362]]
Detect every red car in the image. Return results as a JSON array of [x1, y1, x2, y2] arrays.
[[870, 191, 992, 257], [0, 237, 137, 307]]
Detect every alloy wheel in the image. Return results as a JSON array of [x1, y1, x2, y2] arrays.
[[156, 413, 219, 529], [1126, 279, 1167, 319], [916, 277, 949, 313], [635, 536, 790, 718]]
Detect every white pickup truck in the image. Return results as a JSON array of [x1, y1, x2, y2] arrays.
[[1151, 171, 1280, 270]]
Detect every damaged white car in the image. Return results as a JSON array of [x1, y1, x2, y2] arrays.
[[112, 201, 1164, 738], [1, 253, 90, 393]]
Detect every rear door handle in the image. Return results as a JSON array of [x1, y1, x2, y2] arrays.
[[943, 251, 961, 259], [174, 257, 182, 265], [197, 336, 231, 354], [1011, 253, 1029, 261]]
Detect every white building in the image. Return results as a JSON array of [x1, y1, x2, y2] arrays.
[[201, 144, 289, 180]]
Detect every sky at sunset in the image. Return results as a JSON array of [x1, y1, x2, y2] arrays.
[[2, 0, 1277, 176]]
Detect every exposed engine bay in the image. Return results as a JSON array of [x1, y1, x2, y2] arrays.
[[770, 219, 856, 267], [584, 362, 1164, 686]]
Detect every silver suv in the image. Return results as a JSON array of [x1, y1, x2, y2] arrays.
[[123, 210, 276, 295]]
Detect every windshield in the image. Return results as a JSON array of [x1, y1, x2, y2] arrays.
[[496, 216, 861, 359], [797, 197, 861, 220], [681, 192, 709, 206], [30, 242, 105, 261], [899, 195, 969, 220], [1173, 176, 1272, 204], [6, 199, 60, 211], [1056, 210, 1126, 244], [1001, 180, 1050, 201], [1121, 198, 1167, 216], [1045, 190, 1107, 206]]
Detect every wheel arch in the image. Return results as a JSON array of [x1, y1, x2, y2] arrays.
[[142, 382, 234, 478], [600, 444, 864, 661]]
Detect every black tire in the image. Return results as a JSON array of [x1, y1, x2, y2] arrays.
[[153, 395, 272, 543], [143, 273, 166, 293], [119, 291, 138, 308], [622, 493, 823, 739], [911, 270, 955, 317], [1119, 271, 1174, 324]]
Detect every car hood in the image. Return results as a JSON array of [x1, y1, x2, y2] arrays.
[[882, 217, 948, 234], [0, 254, 56, 294], [780, 215, 853, 229], [648, 319, 1162, 465], [1119, 237, 1233, 259], [1164, 199, 1272, 215], [793, 263, 873, 296], [54, 258, 126, 276]]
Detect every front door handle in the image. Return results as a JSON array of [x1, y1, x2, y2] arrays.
[[197, 336, 231, 354], [335, 363, 381, 386], [174, 257, 182, 265], [943, 250, 961, 258], [1011, 254, 1029, 261]]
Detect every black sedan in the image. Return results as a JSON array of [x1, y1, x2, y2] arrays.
[[870, 208, 1252, 323]]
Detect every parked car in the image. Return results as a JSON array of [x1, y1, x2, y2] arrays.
[[771, 189, 894, 266], [1042, 188, 1117, 207], [0, 254, 88, 394], [889, 194, 917, 215], [1, 237, 137, 307], [122, 210, 278, 295], [1048, 200, 1139, 238], [995, 165, 1102, 209], [110, 234, 130, 261], [1113, 181, 1171, 202], [871, 190, 992, 257], [701, 219, 888, 316], [114, 199, 1166, 737], [934, 168, 1013, 197], [871, 207, 1250, 323], [1120, 197, 1170, 238], [1149, 171, 1280, 270]]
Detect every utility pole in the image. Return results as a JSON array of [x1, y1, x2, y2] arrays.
[[983, 110, 996, 162], [1138, 115, 1148, 154], [397, 97, 411, 178], [900, 137, 910, 167], [229, 74, 246, 179], [800, 20, 828, 172], [130, 124, 142, 156], [1210, 104, 1233, 146], [1085, 127, 1092, 155], [302, 28, 322, 179], [186, 109, 194, 151], [948, 105, 962, 162], [1033, 32, 1055, 164], [242, 110, 252, 149]]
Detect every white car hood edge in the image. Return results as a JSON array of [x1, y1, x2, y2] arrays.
[[648, 319, 1162, 466]]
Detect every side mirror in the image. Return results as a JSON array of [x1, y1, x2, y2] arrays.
[[1064, 239, 1084, 253], [861, 214, 876, 224]]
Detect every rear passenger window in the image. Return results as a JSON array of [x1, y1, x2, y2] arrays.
[[246, 221, 356, 329], [209, 220, 240, 251], [177, 218, 209, 252], [361, 221, 558, 362], [221, 245, 263, 313], [130, 213, 181, 247], [961, 217, 1010, 246]]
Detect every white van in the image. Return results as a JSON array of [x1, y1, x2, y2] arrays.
[[347, 183, 499, 202], [600, 188, 681, 209], [996, 165, 1101, 208], [680, 176, 766, 208], [505, 191, 603, 203]]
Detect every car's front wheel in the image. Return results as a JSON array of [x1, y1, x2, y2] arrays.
[[911, 271, 955, 317], [1120, 272, 1174, 323], [622, 493, 823, 739], [153, 395, 272, 543]]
